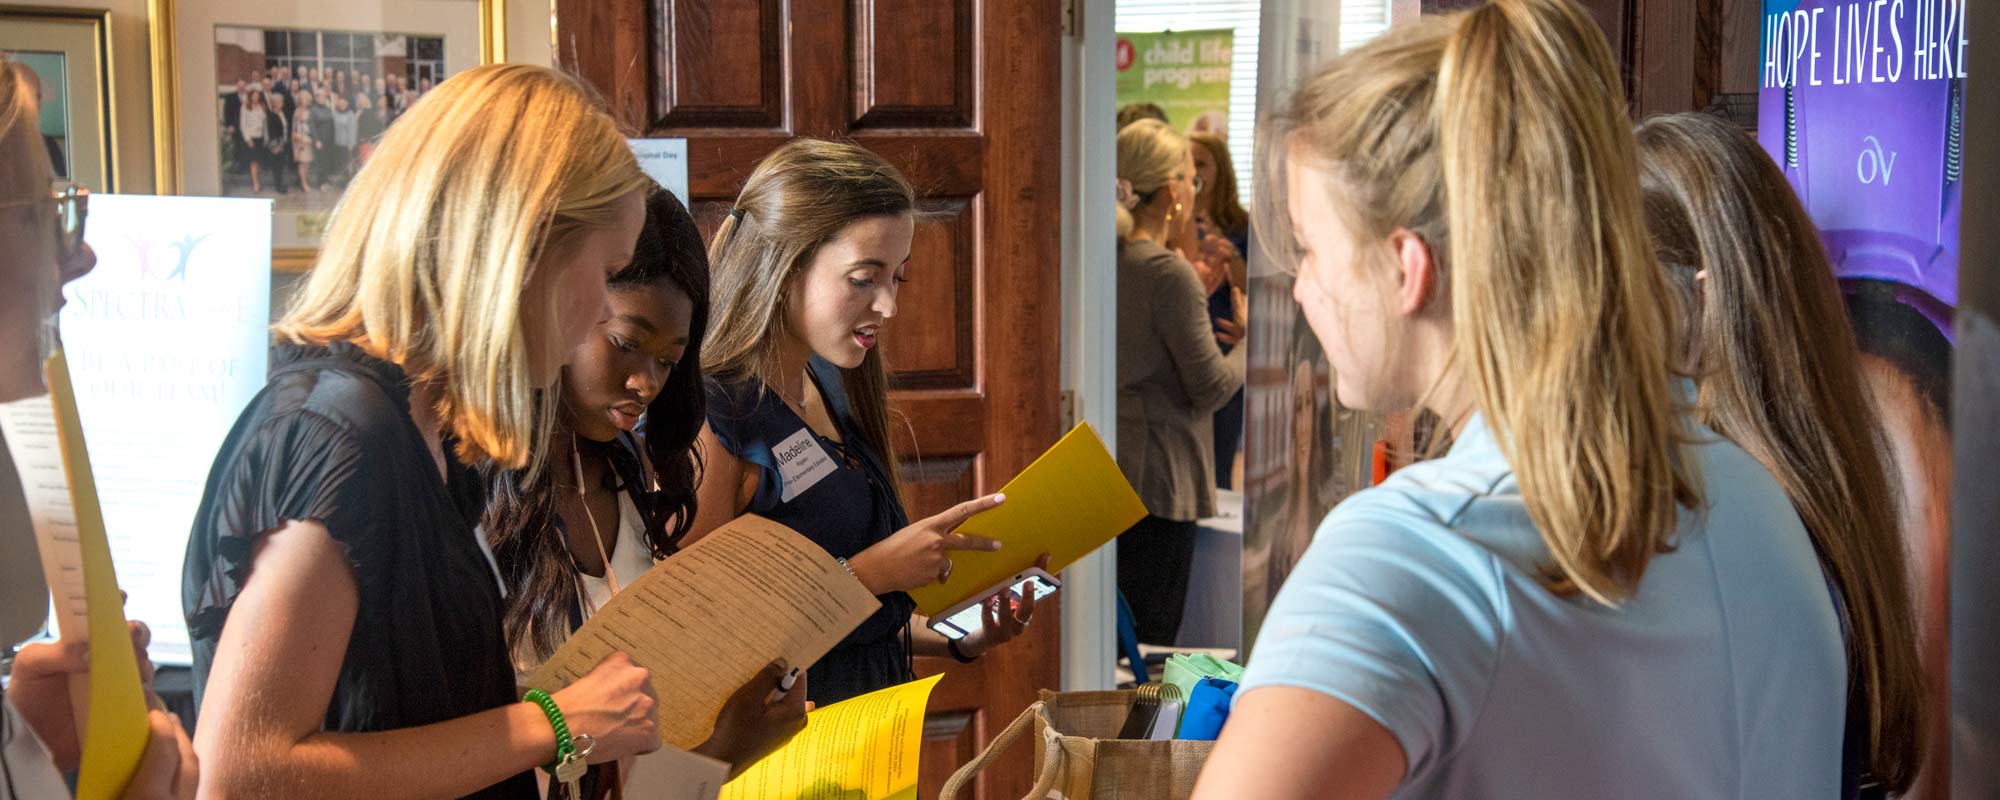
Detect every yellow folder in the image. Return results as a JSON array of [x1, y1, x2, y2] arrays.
[[720, 675, 942, 800], [907, 424, 1147, 617], [42, 350, 151, 799]]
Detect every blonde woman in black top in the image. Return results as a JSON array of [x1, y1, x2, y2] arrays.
[[182, 65, 661, 799]]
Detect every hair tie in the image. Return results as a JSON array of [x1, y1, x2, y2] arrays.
[[1115, 179, 1140, 210], [727, 208, 746, 222]]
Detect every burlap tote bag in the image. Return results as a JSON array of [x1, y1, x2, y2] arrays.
[[940, 690, 1214, 800]]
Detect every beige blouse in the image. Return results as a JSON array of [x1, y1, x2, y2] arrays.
[[1114, 237, 1245, 521]]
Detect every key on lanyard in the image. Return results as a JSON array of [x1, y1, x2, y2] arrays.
[[556, 733, 596, 800]]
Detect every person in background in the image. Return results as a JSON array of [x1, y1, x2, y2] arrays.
[[4, 64, 66, 179], [181, 64, 661, 799], [290, 89, 315, 194], [263, 91, 291, 195], [484, 188, 808, 794], [355, 93, 386, 167], [268, 66, 291, 110], [1112, 119, 1245, 645], [330, 93, 358, 181], [308, 90, 335, 189], [221, 80, 246, 179], [1, 49, 197, 800], [1117, 101, 1168, 131], [1636, 110, 1927, 796], [1189, 132, 1249, 489], [1194, 1, 1846, 797], [238, 89, 268, 193], [687, 139, 1041, 705]]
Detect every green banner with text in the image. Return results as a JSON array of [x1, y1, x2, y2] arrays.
[[1115, 29, 1235, 137]]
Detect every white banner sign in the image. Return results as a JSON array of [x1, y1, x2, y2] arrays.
[[53, 194, 273, 665]]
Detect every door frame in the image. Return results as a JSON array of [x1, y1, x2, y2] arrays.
[[1058, 0, 1120, 693]]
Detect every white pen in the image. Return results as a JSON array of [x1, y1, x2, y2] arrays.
[[767, 667, 801, 704]]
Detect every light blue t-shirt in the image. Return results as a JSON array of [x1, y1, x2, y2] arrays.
[[1241, 412, 1845, 798]]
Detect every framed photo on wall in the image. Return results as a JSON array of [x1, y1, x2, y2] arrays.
[[1, 6, 118, 192], [149, 0, 504, 270]]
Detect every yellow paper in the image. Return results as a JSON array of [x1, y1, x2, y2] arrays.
[[908, 424, 1147, 616], [45, 350, 150, 800], [525, 515, 881, 749], [720, 675, 943, 800]]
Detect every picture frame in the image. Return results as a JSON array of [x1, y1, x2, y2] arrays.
[[1, 5, 119, 192], [147, 0, 503, 271]]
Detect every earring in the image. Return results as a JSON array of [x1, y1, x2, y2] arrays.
[[1174, 202, 1184, 215]]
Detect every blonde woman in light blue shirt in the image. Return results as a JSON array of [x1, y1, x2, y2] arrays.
[[1192, 0, 1847, 797]]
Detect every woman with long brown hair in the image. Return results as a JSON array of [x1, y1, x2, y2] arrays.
[[1637, 110, 1927, 796], [687, 139, 1040, 704], [1194, 1, 1845, 796]]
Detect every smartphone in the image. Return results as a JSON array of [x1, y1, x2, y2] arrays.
[[926, 568, 1062, 641]]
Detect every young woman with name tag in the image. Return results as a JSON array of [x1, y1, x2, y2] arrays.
[[482, 188, 808, 794], [686, 139, 1042, 705], [1195, 1, 1850, 796], [181, 65, 662, 799]]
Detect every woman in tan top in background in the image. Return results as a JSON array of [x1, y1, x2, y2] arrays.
[[1113, 119, 1246, 645]]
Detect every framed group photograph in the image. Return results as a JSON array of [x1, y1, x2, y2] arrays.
[[149, 0, 500, 269], [1, 6, 117, 192]]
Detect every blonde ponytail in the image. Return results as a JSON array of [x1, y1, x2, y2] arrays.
[[1274, 0, 1699, 604], [1436, 0, 1699, 602]]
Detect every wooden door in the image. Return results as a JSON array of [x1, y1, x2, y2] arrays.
[[553, 2, 1065, 797]]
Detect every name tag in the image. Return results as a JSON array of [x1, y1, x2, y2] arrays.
[[773, 427, 838, 502]]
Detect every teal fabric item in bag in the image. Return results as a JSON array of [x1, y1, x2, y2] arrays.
[[1163, 652, 1244, 704]]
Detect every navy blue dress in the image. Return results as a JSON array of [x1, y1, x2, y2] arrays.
[[703, 357, 915, 704]]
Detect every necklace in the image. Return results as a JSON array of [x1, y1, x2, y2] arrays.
[[567, 435, 623, 600]]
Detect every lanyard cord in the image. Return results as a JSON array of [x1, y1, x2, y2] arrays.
[[569, 434, 623, 608]]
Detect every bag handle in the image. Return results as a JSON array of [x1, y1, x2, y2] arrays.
[[940, 701, 1065, 800]]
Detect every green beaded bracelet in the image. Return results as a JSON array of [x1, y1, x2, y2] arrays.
[[522, 688, 573, 773]]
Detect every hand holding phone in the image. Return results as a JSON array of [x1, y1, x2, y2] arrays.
[[927, 560, 1059, 643]]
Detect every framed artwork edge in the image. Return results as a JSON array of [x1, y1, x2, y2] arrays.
[[145, 0, 505, 272], [1, 3, 120, 192]]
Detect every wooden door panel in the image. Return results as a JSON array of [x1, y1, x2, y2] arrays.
[[852, 0, 978, 129], [884, 197, 978, 389], [901, 456, 981, 520], [560, 2, 1064, 798], [920, 707, 985, 796], [655, 0, 786, 128]]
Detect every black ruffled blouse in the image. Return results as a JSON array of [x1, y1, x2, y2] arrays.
[[182, 342, 534, 799]]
